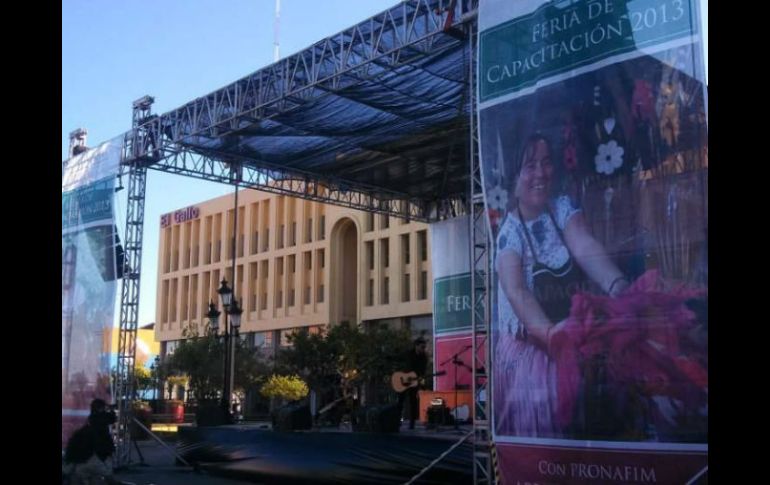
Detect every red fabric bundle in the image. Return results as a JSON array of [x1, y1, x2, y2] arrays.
[[550, 270, 707, 430]]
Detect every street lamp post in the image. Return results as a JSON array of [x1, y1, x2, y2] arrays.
[[216, 279, 233, 419], [206, 301, 221, 335], [207, 278, 242, 423], [151, 355, 161, 401], [227, 299, 242, 418]]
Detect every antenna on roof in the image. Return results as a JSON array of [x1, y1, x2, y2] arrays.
[[274, 0, 281, 62]]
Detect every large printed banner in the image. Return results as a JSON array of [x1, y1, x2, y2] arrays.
[[478, 0, 708, 483], [431, 216, 474, 392], [62, 138, 122, 447]]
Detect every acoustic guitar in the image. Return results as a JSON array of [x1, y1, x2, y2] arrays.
[[391, 371, 446, 393]]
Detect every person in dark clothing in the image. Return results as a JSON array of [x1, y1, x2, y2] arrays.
[[64, 398, 118, 485], [398, 337, 429, 430]]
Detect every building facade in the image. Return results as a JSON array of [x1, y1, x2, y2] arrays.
[[155, 188, 433, 355]]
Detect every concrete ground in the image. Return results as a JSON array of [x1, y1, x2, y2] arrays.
[[113, 437, 257, 485]]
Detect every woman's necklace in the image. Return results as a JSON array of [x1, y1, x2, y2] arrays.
[[531, 218, 546, 245]]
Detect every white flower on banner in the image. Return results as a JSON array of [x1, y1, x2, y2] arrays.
[[486, 185, 508, 211], [603, 117, 616, 135], [594, 140, 625, 175]]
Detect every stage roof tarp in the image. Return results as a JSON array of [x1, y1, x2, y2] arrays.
[[124, 0, 476, 212]]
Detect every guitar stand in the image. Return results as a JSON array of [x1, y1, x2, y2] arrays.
[[439, 345, 473, 430]]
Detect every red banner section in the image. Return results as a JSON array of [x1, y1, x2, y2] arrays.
[[497, 443, 707, 485], [434, 334, 486, 391]]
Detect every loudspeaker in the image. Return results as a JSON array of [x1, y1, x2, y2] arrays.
[[352, 404, 401, 433], [273, 403, 312, 431], [427, 404, 454, 426], [195, 403, 231, 427]]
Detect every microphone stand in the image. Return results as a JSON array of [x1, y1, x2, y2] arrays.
[[440, 345, 473, 430]]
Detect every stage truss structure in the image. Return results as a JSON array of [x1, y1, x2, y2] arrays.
[[70, 1, 492, 480]]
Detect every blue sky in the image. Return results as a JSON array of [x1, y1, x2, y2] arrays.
[[62, 0, 707, 328], [63, 0, 398, 327]]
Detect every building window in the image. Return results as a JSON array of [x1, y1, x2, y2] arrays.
[[276, 290, 283, 308], [291, 222, 297, 246], [402, 234, 410, 265], [380, 214, 390, 229], [319, 215, 326, 240], [403, 274, 410, 302], [304, 286, 311, 305], [366, 213, 374, 232], [419, 271, 428, 300], [254, 331, 272, 349], [366, 241, 374, 270], [306, 218, 313, 243], [381, 239, 389, 268], [382, 277, 389, 305], [367, 279, 374, 306], [419, 230, 428, 261], [280, 329, 295, 347], [289, 289, 295, 307], [166, 340, 180, 356], [318, 285, 325, 303]]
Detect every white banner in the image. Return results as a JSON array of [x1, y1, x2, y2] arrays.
[[478, 0, 708, 482], [62, 138, 121, 448]]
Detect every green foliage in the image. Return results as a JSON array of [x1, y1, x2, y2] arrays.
[[134, 365, 153, 396], [162, 322, 270, 401], [109, 364, 156, 399], [132, 400, 151, 411], [260, 374, 309, 402], [275, 322, 412, 403]]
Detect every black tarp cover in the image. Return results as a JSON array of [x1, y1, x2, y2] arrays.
[[178, 427, 473, 484]]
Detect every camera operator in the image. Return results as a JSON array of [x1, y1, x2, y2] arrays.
[[64, 399, 120, 484]]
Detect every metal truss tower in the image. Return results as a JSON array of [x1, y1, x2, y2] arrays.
[[106, 0, 493, 478], [114, 96, 154, 466], [468, 18, 493, 485]]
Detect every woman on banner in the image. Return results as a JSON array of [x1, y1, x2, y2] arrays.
[[494, 133, 629, 438]]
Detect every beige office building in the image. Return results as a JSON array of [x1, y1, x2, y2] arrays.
[[155, 189, 433, 355]]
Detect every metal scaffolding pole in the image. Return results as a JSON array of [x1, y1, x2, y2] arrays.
[[114, 96, 154, 467], [468, 17, 493, 485], [146, 149, 439, 222]]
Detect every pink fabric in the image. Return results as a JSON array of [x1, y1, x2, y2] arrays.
[[549, 270, 707, 430], [631, 79, 656, 123], [494, 331, 561, 437]]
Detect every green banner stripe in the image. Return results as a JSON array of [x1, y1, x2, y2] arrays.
[[480, 0, 695, 102]]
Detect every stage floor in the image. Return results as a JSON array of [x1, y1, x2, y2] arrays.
[[176, 422, 475, 484]]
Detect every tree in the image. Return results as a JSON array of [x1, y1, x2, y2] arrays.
[[109, 364, 155, 400], [133, 365, 154, 398], [276, 322, 412, 406], [356, 323, 413, 403], [162, 322, 269, 402], [260, 374, 309, 403]]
